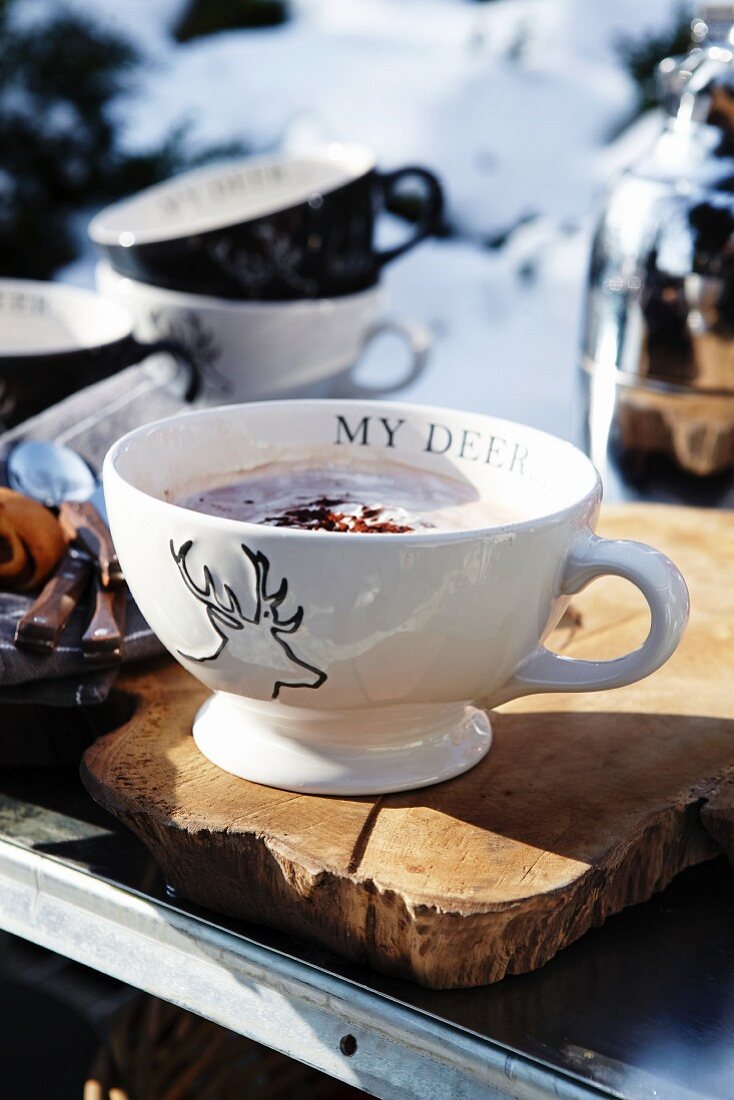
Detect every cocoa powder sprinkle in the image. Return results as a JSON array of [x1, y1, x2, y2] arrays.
[[263, 496, 421, 533]]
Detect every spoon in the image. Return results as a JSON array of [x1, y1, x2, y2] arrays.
[[7, 440, 117, 575], [7, 439, 104, 518], [7, 440, 125, 660]]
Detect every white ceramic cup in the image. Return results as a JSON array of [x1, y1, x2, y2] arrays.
[[87, 144, 444, 301], [96, 261, 430, 403], [0, 278, 197, 427], [104, 399, 689, 796]]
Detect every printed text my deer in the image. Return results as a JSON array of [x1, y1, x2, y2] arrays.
[[335, 414, 528, 475]]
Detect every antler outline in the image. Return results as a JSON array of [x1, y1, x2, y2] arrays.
[[170, 539, 251, 662], [170, 538, 328, 698]]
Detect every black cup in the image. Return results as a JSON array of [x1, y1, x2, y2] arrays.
[[88, 145, 444, 301], [0, 280, 198, 429]]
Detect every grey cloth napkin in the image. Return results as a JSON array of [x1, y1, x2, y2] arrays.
[[0, 358, 188, 706]]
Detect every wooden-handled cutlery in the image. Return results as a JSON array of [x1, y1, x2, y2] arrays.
[[8, 441, 126, 661]]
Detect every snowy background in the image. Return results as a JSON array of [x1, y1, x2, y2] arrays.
[[56, 0, 684, 442]]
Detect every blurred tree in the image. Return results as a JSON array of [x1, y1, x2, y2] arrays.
[[616, 4, 693, 116], [175, 0, 290, 42], [0, 0, 243, 279]]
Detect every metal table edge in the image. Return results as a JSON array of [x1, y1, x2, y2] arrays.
[[0, 832, 612, 1100]]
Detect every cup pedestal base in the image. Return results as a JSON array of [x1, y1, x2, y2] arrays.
[[192, 693, 492, 795]]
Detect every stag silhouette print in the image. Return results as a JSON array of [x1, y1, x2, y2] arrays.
[[170, 539, 327, 700]]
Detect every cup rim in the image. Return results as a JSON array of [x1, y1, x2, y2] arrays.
[[95, 260, 383, 313], [88, 143, 377, 249], [0, 278, 133, 358], [105, 399, 603, 543]]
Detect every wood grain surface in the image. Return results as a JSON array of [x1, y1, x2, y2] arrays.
[[82, 505, 734, 989]]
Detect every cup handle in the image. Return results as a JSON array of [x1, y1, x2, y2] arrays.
[[339, 318, 431, 398], [375, 166, 444, 265], [127, 337, 201, 402], [492, 532, 689, 705]]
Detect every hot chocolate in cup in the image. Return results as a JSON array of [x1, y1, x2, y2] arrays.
[[104, 400, 689, 795]]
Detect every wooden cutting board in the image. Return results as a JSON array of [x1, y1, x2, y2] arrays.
[[82, 506, 734, 989]]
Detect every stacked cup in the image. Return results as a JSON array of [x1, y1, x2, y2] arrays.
[[90, 144, 445, 404]]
